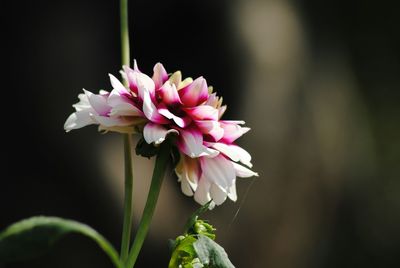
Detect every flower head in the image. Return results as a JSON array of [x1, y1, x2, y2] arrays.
[[65, 61, 258, 205]]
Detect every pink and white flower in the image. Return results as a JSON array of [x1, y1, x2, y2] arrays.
[[65, 61, 258, 205]]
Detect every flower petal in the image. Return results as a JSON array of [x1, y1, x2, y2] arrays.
[[220, 121, 250, 143], [184, 105, 219, 121], [124, 66, 155, 98], [175, 155, 201, 197], [177, 128, 219, 158], [64, 110, 95, 132], [93, 115, 131, 127], [232, 162, 259, 178], [210, 183, 227, 205], [110, 102, 143, 117], [158, 81, 182, 106], [158, 104, 191, 128], [194, 177, 212, 205], [152, 63, 168, 90], [179, 77, 209, 107], [211, 143, 253, 168], [83, 89, 110, 116], [142, 87, 169, 124], [143, 122, 178, 145], [227, 181, 237, 202], [109, 74, 127, 94], [200, 154, 235, 190], [195, 120, 224, 141]]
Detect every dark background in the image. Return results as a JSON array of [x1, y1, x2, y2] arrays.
[[1, 0, 400, 267]]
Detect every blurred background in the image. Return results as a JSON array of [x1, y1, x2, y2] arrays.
[[1, 0, 400, 267]]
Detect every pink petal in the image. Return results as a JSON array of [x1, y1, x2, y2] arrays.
[[158, 81, 182, 106], [220, 121, 250, 143], [142, 87, 170, 124], [143, 122, 178, 145], [177, 128, 219, 158], [152, 63, 168, 89], [124, 66, 155, 99], [158, 104, 191, 128], [179, 77, 209, 107], [184, 105, 219, 121], [195, 120, 224, 141]]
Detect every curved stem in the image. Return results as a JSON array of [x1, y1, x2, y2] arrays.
[[120, 134, 134, 263], [125, 142, 171, 268]]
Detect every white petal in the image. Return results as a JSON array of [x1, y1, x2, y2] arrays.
[[194, 177, 212, 205], [200, 155, 235, 190], [84, 89, 110, 115], [143, 122, 178, 145], [93, 115, 131, 127], [232, 162, 259, 178], [227, 181, 237, 202], [64, 110, 95, 131], [180, 178, 194, 197], [72, 93, 91, 111], [211, 143, 253, 168], [110, 102, 143, 117], [178, 128, 219, 158], [210, 183, 227, 205], [158, 106, 191, 128], [109, 74, 126, 93]]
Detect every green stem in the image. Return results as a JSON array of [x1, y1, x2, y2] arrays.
[[120, 134, 134, 263], [125, 142, 171, 268], [120, 0, 130, 68], [119, 0, 132, 264]]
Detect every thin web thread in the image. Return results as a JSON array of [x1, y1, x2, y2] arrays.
[[228, 177, 257, 230]]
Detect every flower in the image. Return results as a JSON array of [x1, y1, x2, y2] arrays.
[[64, 61, 258, 205]]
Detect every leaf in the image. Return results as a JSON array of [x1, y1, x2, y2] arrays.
[[193, 235, 235, 268], [168, 235, 197, 268], [0, 216, 121, 268], [183, 201, 214, 234]]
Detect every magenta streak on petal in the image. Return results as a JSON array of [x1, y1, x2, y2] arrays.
[[177, 127, 219, 158], [142, 87, 169, 124], [183, 105, 219, 121], [158, 105, 192, 128], [178, 77, 209, 107], [220, 122, 250, 143]]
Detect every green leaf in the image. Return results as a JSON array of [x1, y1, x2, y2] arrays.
[[0, 216, 121, 268], [193, 235, 235, 268], [168, 235, 197, 268], [183, 201, 213, 234]]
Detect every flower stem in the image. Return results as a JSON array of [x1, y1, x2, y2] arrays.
[[119, 0, 133, 264], [120, 134, 134, 263], [125, 142, 171, 268], [120, 0, 130, 68]]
